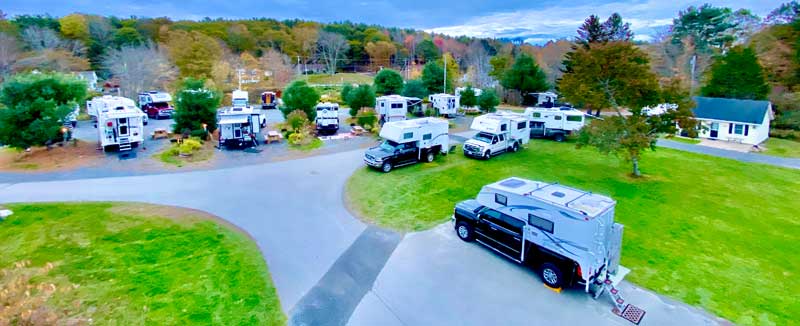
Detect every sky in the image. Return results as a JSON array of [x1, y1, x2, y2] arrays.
[[3, 0, 783, 44]]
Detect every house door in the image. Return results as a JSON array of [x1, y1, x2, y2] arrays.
[[710, 122, 719, 138]]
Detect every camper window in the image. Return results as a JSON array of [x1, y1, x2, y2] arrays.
[[528, 214, 554, 233], [403, 132, 413, 139], [391, 103, 403, 109], [554, 115, 562, 120], [532, 112, 541, 118], [501, 124, 507, 131], [495, 193, 507, 205], [567, 115, 582, 122], [517, 121, 526, 129], [423, 133, 432, 140]]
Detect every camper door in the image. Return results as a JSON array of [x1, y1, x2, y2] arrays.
[[250, 114, 261, 133]]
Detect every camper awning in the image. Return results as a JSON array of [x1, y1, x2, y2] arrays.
[[218, 115, 249, 124]]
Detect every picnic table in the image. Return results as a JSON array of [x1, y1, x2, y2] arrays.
[[152, 128, 169, 140], [351, 126, 365, 136], [265, 130, 283, 144]]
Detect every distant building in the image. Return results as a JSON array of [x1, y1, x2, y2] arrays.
[[691, 96, 773, 145], [74, 71, 99, 91]]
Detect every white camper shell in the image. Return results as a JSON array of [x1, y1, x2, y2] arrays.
[[463, 111, 529, 159], [232, 90, 250, 108], [529, 92, 559, 108], [217, 106, 264, 149], [92, 96, 146, 152], [315, 102, 340, 134], [429, 93, 460, 116], [376, 95, 421, 124], [524, 107, 586, 141], [379, 117, 449, 150]]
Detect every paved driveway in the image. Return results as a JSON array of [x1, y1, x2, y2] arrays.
[[0, 149, 725, 325]]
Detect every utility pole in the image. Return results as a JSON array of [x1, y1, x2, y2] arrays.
[[443, 54, 447, 94], [297, 56, 301, 76], [689, 54, 697, 96]]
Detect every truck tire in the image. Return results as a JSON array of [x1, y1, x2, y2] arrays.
[[483, 150, 491, 160], [554, 133, 565, 142], [541, 262, 563, 288], [455, 221, 474, 242], [425, 151, 435, 163], [511, 142, 519, 152], [381, 162, 393, 173]]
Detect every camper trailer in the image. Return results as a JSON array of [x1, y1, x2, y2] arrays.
[[91, 96, 146, 152], [376, 95, 421, 124], [261, 91, 277, 109], [452, 177, 644, 324], [315, 102, 340, 135], [524, 107, 586, 142], [463, 111, 530, 159], [217, 106, 264, 149], [232, 90, 250, 108], [138, 91, 174, 119], [364, 117, 449, 173], [429, 93, 460, 117]]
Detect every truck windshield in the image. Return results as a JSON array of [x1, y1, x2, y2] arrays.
[[472, 132, 494, 143], [154, 102, 170, 108], [232, 99, 247, 107], [379, 140, 399, 151]]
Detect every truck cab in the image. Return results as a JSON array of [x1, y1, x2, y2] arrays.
[[138, 91, 174, 119], [463, 111, 529, 159], [364, 117, 449, 173], [261, 91, 277, 110], [315, 102, 340, 135]]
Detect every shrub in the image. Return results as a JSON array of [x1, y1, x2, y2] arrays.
[[178, 137, 203, 156], [286, 110, 309, 131], [190, 129, 208, 140], [770, 128, 799, 140], [460, 86, 477, 107], [356, 109, 377, 129]]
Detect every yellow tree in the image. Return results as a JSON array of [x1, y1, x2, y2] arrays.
[[58, 14, 89, 41], [164, 30, 222, 78], [289, 23, 318, 61], [438, 52, 460, 91], [365, 41, 396, 71]]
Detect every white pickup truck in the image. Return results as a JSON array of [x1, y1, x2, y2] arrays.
[[463, 111, 530, 159]]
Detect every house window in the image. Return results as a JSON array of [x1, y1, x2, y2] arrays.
[[495, 193, 507, 205], [403, 132, 413, 139], [423, 133, 432, 140], [732, 124, 745, 135], [528, 214, 554, 233]]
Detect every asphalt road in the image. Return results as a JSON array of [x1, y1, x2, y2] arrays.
[[0, 149, 726, 326]]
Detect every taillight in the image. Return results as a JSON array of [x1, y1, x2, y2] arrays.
[[107, 122, 113, 127], [576, 265, 582, 278]]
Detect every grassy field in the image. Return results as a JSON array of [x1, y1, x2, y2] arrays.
[[763, 138, 800, 158], [346, 140, 799, 325], [0, 203, 285, 325], [298, 73, 373, 85]]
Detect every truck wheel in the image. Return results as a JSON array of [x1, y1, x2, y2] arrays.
[[511, 142, 519, 152], [541, 262, 563, 289], [554, 133, 565, 142], [425, 151, 435, 163], [455, 221, 473, 242], [483, 150, 491, 160], [381, 162, 393, 173]]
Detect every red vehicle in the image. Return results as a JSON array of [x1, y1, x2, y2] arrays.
[[138, 91, 174, 119]]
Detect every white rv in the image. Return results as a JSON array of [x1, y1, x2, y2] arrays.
[[217, 106, 264, 149], [364, 117, 449, 172], [232, 90, 250, 108], [91, 96, 146, 152], [315, 102, 340, 135], [524, 107, 586, 142], [528, 92, 559, 108], [463, 111, 530, 159], [376, 95, 421, 124], [429, 93, 460, 117], [453, 177, 644, 324]]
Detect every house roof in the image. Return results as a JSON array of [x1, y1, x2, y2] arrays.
[[692, 96, 771, 124]]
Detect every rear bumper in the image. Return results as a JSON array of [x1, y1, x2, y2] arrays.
[[156, 111, 173, 117]]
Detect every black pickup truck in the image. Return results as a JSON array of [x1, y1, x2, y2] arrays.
[[363, 139, 438, 173]]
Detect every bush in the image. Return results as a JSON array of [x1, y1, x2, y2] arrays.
[[178, 137, 203, 156], [286, 110, 309, 131], [356, 109, 378, 129], [770, 128, 800, 140], [190, 129, 208, 140], [460, 86, 477, 107]]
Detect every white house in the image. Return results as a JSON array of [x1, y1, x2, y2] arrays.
[[74, 71, 99, 91], [691, 96, 773, 145]]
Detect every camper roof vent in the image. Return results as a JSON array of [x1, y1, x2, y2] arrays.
[[552, 191, 566, 198], [499, 178, 526, 188]]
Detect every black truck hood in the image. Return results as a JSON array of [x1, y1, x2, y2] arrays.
[[455, 199, 483, 219], [365, 147, 394, 160]]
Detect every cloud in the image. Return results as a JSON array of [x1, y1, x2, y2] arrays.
[[429, 0, 777, 42]]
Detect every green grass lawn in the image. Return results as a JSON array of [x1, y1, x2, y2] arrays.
[[299, 73, 373, 85], [662, 135, 702, 145], [346, 141, 799, 325], [763, 138, 800, 158], [0, 202, 285, 325]]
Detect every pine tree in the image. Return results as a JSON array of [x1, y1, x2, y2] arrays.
[[701, 46, 770, 100]]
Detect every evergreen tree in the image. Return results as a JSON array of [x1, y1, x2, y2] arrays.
[[459, 86, 477, 107], [701, 46, 769, 100], [402, 79, 428, 99], [374, 69, 404, 95], [345, 84, 375, 116], [421, 62, 445, 94], [281, 80, 320, 120], [172, 78, 221, 136], [501, 53, 548, 96]]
